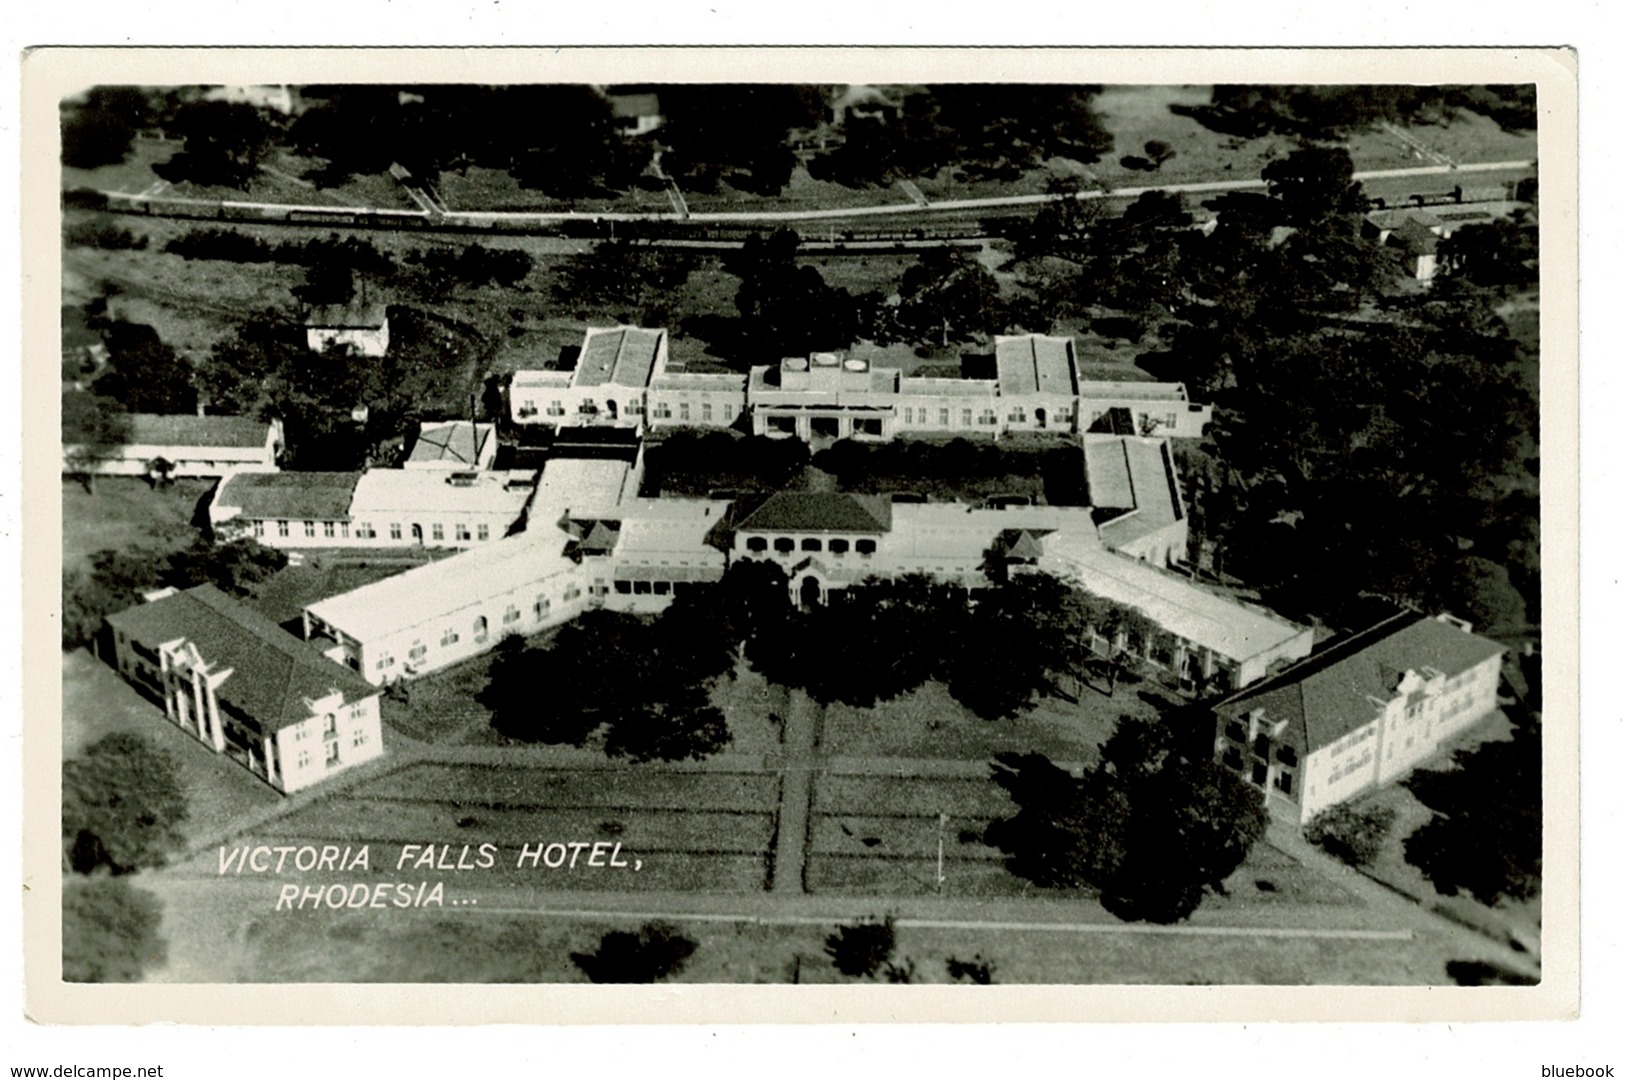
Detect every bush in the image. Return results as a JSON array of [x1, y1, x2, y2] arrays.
[[570, 921, 697, 983], [65, 218, 148, 251], [62, 876, 167, 983], [164, 229, 275, 263], [1304, 802, 1398, 868], [824, 916, 896, 979]]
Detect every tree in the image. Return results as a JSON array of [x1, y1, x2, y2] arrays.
[[657, 85, 823, 195], [551, 242, 697, 323], [895, 248, 1006, 346], [602, 687, 732, 764], [61, 547, 170, 650], [1445, 556, 1528, 636], [946, 574, 1092, 720], [570, 921, 697, 983], [63, 733, 190, 876], [164, 536, 289, 597], [824, 916, 897, 979], [725, 229, 859, 359], [984, 717, 1268, 923], [1402, 724, 1541, 904], [61, 876, 167, 983], [1439, 217, 1539, 290], [62, 392, 133, 493], [154, 100, 274, 190], [1304, 802, 1398, 868], [92, 323, 197, 416], [1260, 146, 1368, 228], [62, 87, 153, 170]]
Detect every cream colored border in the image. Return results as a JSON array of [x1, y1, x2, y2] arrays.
[[21, 46, 1579, 1025]]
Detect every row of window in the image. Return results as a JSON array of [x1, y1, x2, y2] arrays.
[[525, 398, 742, 424], [743, 536, 879, 556], [255, 519, 492, 543], [371, 588, 582, 671]]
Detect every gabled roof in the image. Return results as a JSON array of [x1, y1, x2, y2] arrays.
[[125, 413, 272, 449], [1214, 611, 1507, 753], [106, 585, 376, 732], [214, 471, 361, 521], [994, 334, 1078, 397], [733, 492, 893, 534], [571, 326, 665, 389]]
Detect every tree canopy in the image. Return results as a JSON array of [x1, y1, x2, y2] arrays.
[[63, 733, 190, 876], [985, 716, 1268, 923]]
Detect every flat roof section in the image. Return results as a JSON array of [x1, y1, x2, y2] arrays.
[[347, 469, 537, 520], [571, 327, 665, 389]]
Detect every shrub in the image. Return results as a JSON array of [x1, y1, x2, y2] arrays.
[[1305, 802, 1398, 868], [824, 916, 896, 979], [570, 921, 697, 983]]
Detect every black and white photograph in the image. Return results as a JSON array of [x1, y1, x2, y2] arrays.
[[18, 44, 1583, 1036]]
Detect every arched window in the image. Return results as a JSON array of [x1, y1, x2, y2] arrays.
[[829, 539, 850, 555], [473, 616, 489, 642], [855, 539, 877, 555], [746, 536, 768, 553], [801, 538, 823, 552], [773, 537, 795, 554]]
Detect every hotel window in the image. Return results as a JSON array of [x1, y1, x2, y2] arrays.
[[502, 605, 520, 626], [356, 522, 375, 539], [326, 741, 341, 766], [473, 616, 488, 642], [938, 408, 950, 426], [1277, 745, 1298, 767], [701, 403, 713, 422], [1009, 409, 1026, 423], [440, 628, 459, 647], [773, 537, 795, 554], [1273, 771, 1293, 795], [278, 520, 290, 538], [351, 730, 369, 748], [829, 539, 849, 555], [252, 520, 264, 538], [633, 580, 653, 595], [324, 521, 336, 539], [547, 401, 566, 417], [746, 536, 769, 553], [456, 524, 472, 541], [390, 523, 403, 541], [1253, 735, 1270, 759], [376, 654, 394, 669], [1224, 721, 1246, 743], [653, 581, 671, 596], [1165, 412, 1177, 429], [855, 539, 877, 556], [579, 399, 597, 415], [679, 402, 691, 421], [297, 750, 312, 769], [408, 644, 427, 662], [628, 399, 643, 415], [477, 524, 490, 541], [961, 409, 973, 427], [324, 713, 338, 737], [979, 410, 997, 426], [534, 596, 551, 618], [802, 538, 823, 552], [654, 402, 672, 419], [615, 580, 633, 595], [304, 520, 316, 538], [723, 404, 735, 419], [340, 522, 351, 539], [432, 524, 445, 542], [563, 586, 581, 601], [903, 407, 915, 424]]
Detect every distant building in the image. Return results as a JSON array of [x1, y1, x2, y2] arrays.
[[209, 471, 362, 547], [63, 413, 282, 478], [104, 585, 383, 795], [1084, 434, 1187, 569], [404, 420, 498, 471], [304, 300, 390, 357], [1211, 611, 1507, 823], [199, 84, 300, 115], [603, 88, 663, 136]]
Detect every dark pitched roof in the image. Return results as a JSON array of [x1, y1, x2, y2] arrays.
[[126, 413, 272, 449], [733, 492, 893, 534], [106, 585, 377, 733], [215, 471, 360, 520], [1215, 611, 1506, 753]]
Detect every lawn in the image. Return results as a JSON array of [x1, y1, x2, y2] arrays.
[[247, 558, 427, 629], [61, 476, 213, 576], [203, 760, 784, 895], [61, 650, 283, 852], [819, 677, 1158, 764]]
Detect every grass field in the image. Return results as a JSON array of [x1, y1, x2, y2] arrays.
[[205, 760, 783, 894], [61, 476, 213, 575]]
